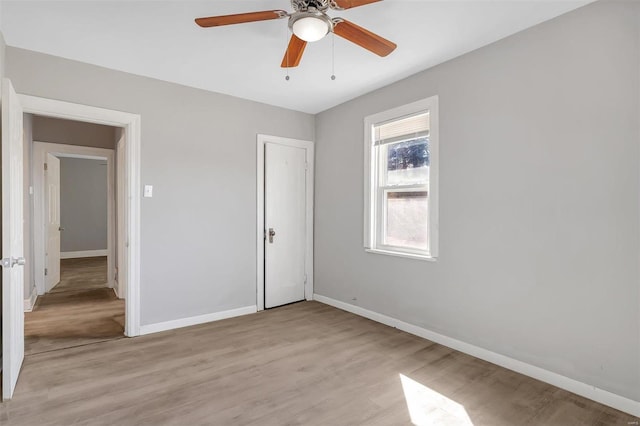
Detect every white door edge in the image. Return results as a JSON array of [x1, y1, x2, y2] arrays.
[[116, 133, 127, 300], [44, 153, 61, 292], [256, 134, 314, 312]]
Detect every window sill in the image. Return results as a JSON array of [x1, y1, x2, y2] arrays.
[[365, 248, 437, 262]]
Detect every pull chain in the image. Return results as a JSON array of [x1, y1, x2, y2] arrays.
[[331, 32, 336, 80], [285, 25, 290, 81]]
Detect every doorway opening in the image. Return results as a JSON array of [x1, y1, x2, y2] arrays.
[[256, 134, 314, 311], [17, 94, 141, 341], [27, 134, 122, 354]]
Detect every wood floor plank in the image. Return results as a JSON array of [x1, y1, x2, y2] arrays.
[[2, 301, 637, 425], [51, 257, 109, 293], [25, 257, 124, 356]]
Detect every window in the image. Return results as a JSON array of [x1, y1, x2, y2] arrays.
[[364, 96, 438, 260]]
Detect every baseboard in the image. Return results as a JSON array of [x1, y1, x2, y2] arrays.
[[139, 305, 257, 336], [313, 293, 640, 417], [23, 286, 38, 312], [60, 249, 108, 259]]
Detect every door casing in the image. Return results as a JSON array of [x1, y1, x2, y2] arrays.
[[20, 94, 141, 337], [256, 134, 314, 311], [34, 143, 115, 294]]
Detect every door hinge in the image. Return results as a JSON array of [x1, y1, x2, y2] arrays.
[[44, 268, 48, 276], [44, 163, 48, 171], [304, 273, 307, 284], [305, 162, 308, 171]]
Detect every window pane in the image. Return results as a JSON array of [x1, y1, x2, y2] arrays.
[[386, 137, 429, 186], [385, 191, 428, 250]]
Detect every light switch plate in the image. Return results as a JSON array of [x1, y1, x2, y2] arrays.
[[144, 185, 153, 198]]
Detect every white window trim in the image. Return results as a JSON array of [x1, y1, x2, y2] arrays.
[[363, 96, 439, 261]]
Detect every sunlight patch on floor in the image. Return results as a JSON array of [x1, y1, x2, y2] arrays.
[[400, 374, 474, 426]]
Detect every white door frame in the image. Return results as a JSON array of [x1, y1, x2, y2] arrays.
[[20, 94, 141, 337], [33, 142, 115, 294], [256, 134, 314, 311], [116, 131, 126, 299]]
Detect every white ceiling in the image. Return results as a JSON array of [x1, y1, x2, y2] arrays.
[[2, 0, 591, 114]]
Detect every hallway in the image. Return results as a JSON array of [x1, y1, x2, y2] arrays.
[[25, 257, 124, 355], [51, 256, 111, 293]]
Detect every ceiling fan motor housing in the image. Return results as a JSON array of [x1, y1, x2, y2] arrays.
[[291, 0, 334, 12]]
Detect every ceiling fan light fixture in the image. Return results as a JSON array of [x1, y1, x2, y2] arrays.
[[195, 1, 398, 69], [291, 15, 331, 42]]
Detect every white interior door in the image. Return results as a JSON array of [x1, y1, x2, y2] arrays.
[[264, 142, 306, 309], [2, 78, 25, 400], [45, 153, 61, 292]]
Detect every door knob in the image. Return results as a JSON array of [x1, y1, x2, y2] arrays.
[[268, 228, 276, 243], [59, 227, 65, 231]]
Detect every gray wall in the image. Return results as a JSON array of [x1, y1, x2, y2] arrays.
[[314, 1, 640, 402], [60, 157, 108, 252], [6, 47, 315, 325], [33, 116, 116, 149]]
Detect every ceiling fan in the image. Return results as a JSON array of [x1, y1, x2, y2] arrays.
[[195, 0, 397, 68]]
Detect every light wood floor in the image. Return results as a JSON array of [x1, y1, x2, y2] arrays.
[[25, 256, 124, 355], [51, 256, 109, 293], [2, 302, 636, 425]]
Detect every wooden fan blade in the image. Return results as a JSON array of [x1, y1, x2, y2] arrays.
[[195, 10, 287, 28], [331, 0, 381, 10], [281, 35, 307, 68], [333, 19, 396, 57]]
